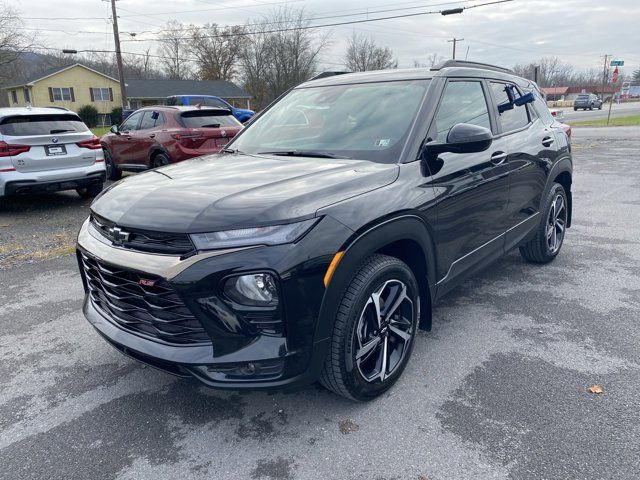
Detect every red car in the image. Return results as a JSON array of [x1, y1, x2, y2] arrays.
[[100, 106, 242, 180]]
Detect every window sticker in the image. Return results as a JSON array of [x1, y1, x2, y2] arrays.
[[375, 138, 391, 147]]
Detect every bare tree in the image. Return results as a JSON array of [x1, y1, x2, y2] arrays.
[[189, 24, 246, 81], [414, 53, 445, 69], [122, 48, 156, 79], [240, 8, 329, 109], [0, 3, 35, 80], [344, 32, 397, 72], [157, 20, 190, 79]]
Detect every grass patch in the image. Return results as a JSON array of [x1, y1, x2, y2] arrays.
[[572, 114, 640, 127], [91, 126, 110, 137]]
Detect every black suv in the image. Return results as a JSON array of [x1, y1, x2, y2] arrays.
[[77, 61, 572, 401]]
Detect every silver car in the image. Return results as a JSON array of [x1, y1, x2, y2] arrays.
[[0, 107, 105, 198]]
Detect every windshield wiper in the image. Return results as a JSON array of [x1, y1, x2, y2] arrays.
[[221, 147, 242, 154], [200, 123, 221, 128], [50, 129, 74, 134], [257, 150, 351, 159]]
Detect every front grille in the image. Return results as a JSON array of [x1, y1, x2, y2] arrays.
[[90, 214, 194, 255], [80, 252, 210, 345]]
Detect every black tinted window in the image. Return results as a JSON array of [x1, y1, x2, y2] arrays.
[[180, 111, 241, 128], [0, 114, 86, 136], [490, 82, 529, 132], [434, 81, 491, 142]]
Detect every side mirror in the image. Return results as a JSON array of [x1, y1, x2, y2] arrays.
[[424, 123, 493, 156], [110, 125, 120, 135]]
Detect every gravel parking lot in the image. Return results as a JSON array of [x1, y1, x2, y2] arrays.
[[1, 127, 639, 480]]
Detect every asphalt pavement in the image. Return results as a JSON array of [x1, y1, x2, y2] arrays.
[[561, 101, 640, 122], [1, 127, 639, 480]]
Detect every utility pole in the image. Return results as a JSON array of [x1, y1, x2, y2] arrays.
[[109, 0, 127, 110], [448, 38, 464, 60]]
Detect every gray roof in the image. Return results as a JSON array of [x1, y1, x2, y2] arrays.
[[125, 79, 251, 99]]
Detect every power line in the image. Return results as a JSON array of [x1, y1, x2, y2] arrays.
[[117, 0, 516, 43]]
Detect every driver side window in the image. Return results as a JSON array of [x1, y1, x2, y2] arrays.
[[120, 111, 142, 132], [433, 81, 491, 142]]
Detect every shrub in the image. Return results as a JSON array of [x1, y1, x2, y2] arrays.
[[110, 106, 122, 125], [77, 105, 99, 128]]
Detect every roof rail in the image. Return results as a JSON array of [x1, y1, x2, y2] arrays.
[[431, 60, 513, 74], [47, 106, 71, 111], [309, 71, 351, 81]]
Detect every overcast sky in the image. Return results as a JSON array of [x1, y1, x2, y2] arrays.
[[18, 0, 640, 75]]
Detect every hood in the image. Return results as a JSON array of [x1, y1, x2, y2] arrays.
[[91, 153, 398, 233]]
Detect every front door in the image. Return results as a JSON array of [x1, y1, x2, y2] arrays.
[[422, 79, 510, 292], [111, 111, 143, 163]]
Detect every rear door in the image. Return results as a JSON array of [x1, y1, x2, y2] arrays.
[[0, 113, 95, 173], [424, 79, 510, 290], [487, 81, 556, 250]]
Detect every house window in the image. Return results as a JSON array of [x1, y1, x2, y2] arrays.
[[91, 87, 112, 101], [52, 87, 72, 101], [11, 90, 17, 104], [24, 88, 30, 103]]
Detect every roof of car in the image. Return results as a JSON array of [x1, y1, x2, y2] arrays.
[[0, 107, 78, 119], [299, 61, 529, 89]]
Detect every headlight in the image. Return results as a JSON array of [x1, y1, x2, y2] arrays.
[[224, 273, 278, 306], [190, 218, 318, 250]]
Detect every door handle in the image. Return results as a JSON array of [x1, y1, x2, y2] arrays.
[[149, 134, 155, 138], [126, 136, 132, 140], [490, 151, 508, 165], [542, 136, 554, 147]]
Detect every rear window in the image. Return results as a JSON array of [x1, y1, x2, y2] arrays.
[[0, 114, 86, 136], [179, 110, 241, 128], [576, 94, 589, 99]]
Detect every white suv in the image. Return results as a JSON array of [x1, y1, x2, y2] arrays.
[[0, 107, 105, 198]]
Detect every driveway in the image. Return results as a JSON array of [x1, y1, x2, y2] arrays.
[[1, 127, 639, 480]]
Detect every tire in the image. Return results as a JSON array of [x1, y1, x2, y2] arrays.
[[573, 107, 577, 111], [319, 254, 420, 401], [152, 152, 170, 168], [104, 148, 122, 180], [77, 182, 104, 199], [519, 183, 568, 264], [589, 104, 593, 110]]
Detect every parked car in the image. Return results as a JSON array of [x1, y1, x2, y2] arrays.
[[100, 105, 243, 180], [573, 93, 602, 110], [166, 95, 255, 123], [0, 107, 105, 198], [77, 61, 572, 401]]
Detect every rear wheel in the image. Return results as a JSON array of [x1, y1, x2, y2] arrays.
[[104, 149, 122, 180], [152, 152, 170, 168], [319, 254, 420, 401], [77, 182, 104, 199], [589, 104, 593, 110], [573, 107, 577, 111], [519, 183, 568, 264]]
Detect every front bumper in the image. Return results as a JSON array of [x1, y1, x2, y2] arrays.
[[76, 216, 351, 390]]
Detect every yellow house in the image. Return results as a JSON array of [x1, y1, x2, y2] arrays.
[[3, 63, 121, 123]]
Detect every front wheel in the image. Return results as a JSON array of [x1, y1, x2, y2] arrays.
[[319, 254, 420, 401], [519, 183, 568, 263], [104, 149, 122, 180]]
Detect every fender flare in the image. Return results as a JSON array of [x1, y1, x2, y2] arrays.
[[148, 145, 170, 166], [546, 156, 573, 226], [314, 214, 437, 343]]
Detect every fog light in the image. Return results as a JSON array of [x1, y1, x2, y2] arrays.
[[224, 273, 278, 306]]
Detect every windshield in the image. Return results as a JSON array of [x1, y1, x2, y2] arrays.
[[230, 79, 430, 162], [180, 111, 242, 128], [0, 114, 86, 136]]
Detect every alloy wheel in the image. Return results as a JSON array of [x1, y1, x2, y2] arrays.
[[352, 279, 415, 383], [547, 193, 567, 253]]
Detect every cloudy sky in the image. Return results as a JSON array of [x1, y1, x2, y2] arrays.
[[18, 0, 640, 75]]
